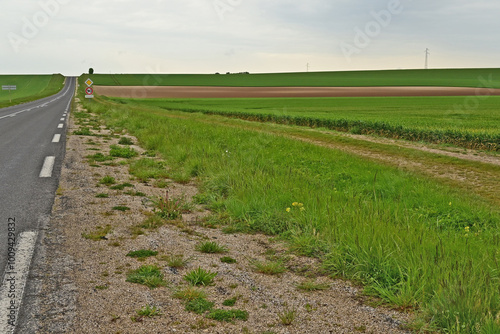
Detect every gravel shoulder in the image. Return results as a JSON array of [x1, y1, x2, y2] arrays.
[[28, 100, 414, 333]]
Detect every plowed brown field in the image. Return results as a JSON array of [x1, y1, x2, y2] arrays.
[[94, 85, 500, 98]]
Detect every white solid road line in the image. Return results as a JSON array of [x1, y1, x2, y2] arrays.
[[52, 134, 61, 143], [58, 124, 64, 129], [0, 230, 38, 333], [39, 156, 55, 178]]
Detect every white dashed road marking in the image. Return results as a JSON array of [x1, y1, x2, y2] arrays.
[[0, 231, 38, 333], [58, 124, 64, 129], [60, 118, 65, 121], [52, 134, 61, 143], [39, 156, 55, 178]]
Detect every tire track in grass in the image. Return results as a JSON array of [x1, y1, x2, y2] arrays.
[[153, 110, 500, 206]]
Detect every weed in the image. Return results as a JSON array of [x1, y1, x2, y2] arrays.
[[99, 176, 116, 185], [207, 309, 249, 322], [172, 286, 207, 301], [86, 153, 114, 162], [129, 158, 169, 181], [95, 193, 109, 198], [296, 280, 330, 292], [278, 308, 297, 326], [110, 183, 134, 190], [153, 180, 170, 188], [139, 215, 165, 229], [73, 127, 92, 136], [195, 241, 228, 254], [184, 268, 217, 286], [118, 137, 134, 145], [185, 297, 214, 314], [153, 190, 188, 220], [95, 285, 108, 290], [164, 254, 189, 268], [355, 325, 367, 332], [251, 260, 286, 276], [136, 305, 162, 317], [129, 225, 145, 238], [222, 297, 237, 306], [220, 256, 237, 264], [126, 265, 168, 289], [112, 206, 130, 211], [126, 249, 158, 259], [110, 145, 138, 158], [82, 225, 112, 241]]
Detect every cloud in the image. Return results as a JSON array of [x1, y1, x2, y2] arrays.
[[1, 0, 499, 75]]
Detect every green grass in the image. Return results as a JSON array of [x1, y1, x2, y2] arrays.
[[172, 286, 207, 301], [0, 74, 65, 107], [222, 297, 238, 306], [125, 95, 500, 151], [251, 260, 287, 276], [135, 305, 162, 317], [195, 241, 228, 254], [87, 68, 500, 87], [99, 176, 116, 185], [109, 145, 138, 158], [277, 308, 297, 326], [129, 158, 169, 181], [118, 136, 134, 145], [126, 249, 158, 259], [82, 87, 500, 333], [185, 297, 214, 314], [109, 182, 134, 190], [112, 205, 130, 211], [207, 309, 249, 322], [126, 265, 168, 289], [164, 254, 190, 268], [220, 256, 237, 264], [81, 225, 112, 241], [184, 268, 217, 286]]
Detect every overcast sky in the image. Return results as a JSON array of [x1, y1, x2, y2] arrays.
[[1, 0, 499, 76]]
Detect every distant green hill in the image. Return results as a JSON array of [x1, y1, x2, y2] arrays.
[[0, 74, 65, 108], [86, 68, 500, 88]]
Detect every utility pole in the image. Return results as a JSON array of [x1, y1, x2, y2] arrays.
[[425, 48, 430, 69]]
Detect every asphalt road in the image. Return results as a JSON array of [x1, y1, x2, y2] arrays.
[[0, 77, 75, 332]]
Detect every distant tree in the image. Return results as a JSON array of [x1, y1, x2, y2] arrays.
[[89, 68, 94, 75]]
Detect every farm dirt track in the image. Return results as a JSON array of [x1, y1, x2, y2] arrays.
[[94, 86, 500, 98]]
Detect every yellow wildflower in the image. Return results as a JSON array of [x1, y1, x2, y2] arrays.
[[292, 202, 299, 207], [300, 207, 305, 212], [286, 208, 291, 213]]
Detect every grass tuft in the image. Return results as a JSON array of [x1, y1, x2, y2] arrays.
[[172, 286, 207, 301], [251, 260, 286, 276], [195, 241, 228, 254], [207, 309, 249, 322], [82, 225, 112, 241], [184, 267, 217, 286], [126, 265, 168, 289], [126, 249, 158, 259]]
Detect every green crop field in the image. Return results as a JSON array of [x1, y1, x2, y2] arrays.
[[79, 86, 500, 333], [88, 68, 500, 88], [0, 74, 65, 108], [109, 96, 500, 151]]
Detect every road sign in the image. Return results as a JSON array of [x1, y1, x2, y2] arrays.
[[2, 85, 16, 102], [85, 79, 93, 87], [85, 87, 94, 95], [85, 95, 94, 99]]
